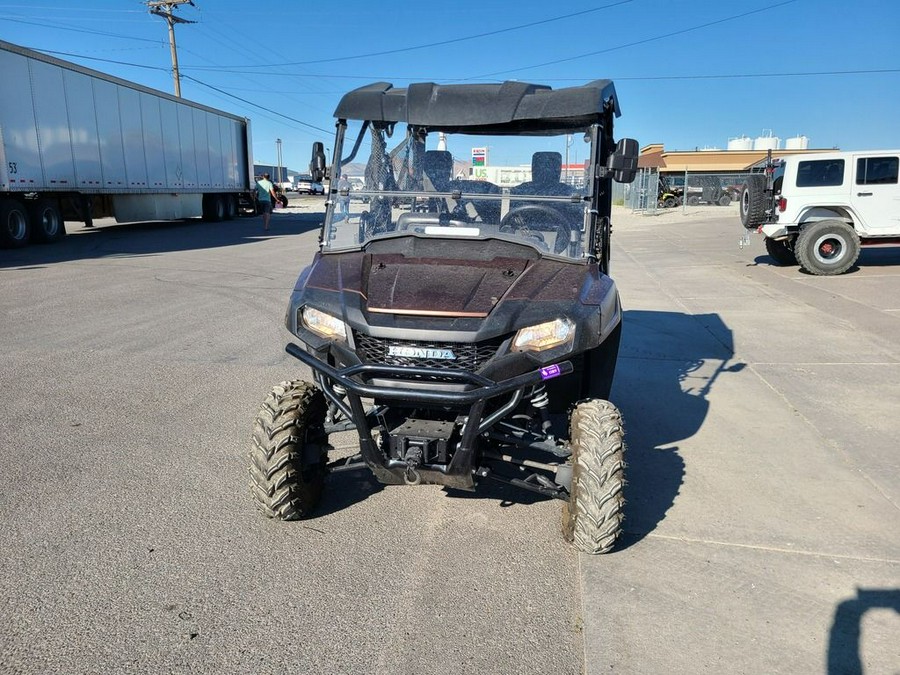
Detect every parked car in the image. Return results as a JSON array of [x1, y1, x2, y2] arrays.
[[295, 175, 325, 195], [741, 149, 900, 275]]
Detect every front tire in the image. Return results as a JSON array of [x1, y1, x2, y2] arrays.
[[562, 399, 626, 554], [795, 220, 860, 276], [249, 381, 329, 520], [764, 236, 797, 266]]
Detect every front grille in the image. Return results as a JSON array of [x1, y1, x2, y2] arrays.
[[354, 333, 502, 372]]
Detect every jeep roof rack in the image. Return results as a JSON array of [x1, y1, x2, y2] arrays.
[[333, 80, 621, 135]]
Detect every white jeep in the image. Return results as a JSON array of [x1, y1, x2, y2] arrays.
[[740, 150, 900, 275]]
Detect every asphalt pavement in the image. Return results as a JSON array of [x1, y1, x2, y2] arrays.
[[588, 206, 899, 674], [1, 198, 897, 674]]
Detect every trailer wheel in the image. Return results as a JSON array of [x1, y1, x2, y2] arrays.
[[0, 199, 30, 248], [28, 199, 65, 243], [795, 220, 860, 276], [203, 194, 225, 222], [764, 236, 797, 266], [740, 175, 767, 229], [562, 399, 625, 554], [249, 381, 329, 520], [223, 194, 237, 221]]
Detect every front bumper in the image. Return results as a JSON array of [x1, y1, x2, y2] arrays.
[[285, 342, 573, 489]]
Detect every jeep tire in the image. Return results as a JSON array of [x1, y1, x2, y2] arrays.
[[795, 220, 860, 276], [740, 175, 767, 229], [249, 381, 329, 520], [764, 236, 797, 266], [562, 399, 626, 554]]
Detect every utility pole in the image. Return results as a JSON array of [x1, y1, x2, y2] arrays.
[[146, 0, 196, 97], [276, 139, 283, 185]]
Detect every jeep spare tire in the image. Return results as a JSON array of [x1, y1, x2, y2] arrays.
[[740, 175, 767, 229]]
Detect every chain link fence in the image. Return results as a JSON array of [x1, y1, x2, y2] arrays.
[[621, 171, 754, 214]]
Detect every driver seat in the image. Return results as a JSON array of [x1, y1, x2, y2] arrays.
[[511, 152, 576, 197]]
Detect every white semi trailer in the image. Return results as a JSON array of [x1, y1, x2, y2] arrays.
[[0, 40, 254, 248]]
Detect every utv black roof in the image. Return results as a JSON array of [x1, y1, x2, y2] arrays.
[[333, 80, 621, 135]]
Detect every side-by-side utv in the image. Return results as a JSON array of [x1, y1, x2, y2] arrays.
[[249, 80, 638, 553]]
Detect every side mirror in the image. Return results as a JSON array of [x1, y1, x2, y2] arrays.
[[608, 138, 639, 184], [310, 142, 327, 182]]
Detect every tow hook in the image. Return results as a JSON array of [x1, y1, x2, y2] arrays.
[[403, 446, 423, 485]]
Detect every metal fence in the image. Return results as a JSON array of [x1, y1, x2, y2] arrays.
[[622, 170, 754, 214], [626, 168, 659, 214]]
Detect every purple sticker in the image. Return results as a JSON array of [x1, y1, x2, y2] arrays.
[[540, 364, 561, 380]]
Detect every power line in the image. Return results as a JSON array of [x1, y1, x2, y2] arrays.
[[466, 0, 801, 80], [1, 5, 143, 11], [182, 0, 635, 69], [181, 75, 333, 135], [0, 16, 164, 43], [32, 48, 170, 72], [614, 68, 900, 81], [31, 48, 900, 84]]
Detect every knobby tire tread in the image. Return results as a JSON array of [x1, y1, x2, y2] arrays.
[[562, 399, 626, 554], [249, 380, 328, 520]]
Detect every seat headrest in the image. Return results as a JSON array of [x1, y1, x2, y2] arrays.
[[532, 152, 562, 184], [424, 150, 453, 189]]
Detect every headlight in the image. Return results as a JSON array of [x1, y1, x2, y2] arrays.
[[301, 306, 347, 340], [512, 318, 575, 352]]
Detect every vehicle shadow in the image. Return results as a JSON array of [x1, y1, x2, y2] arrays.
[[316, 467, 386, 518], [0, 205, 324, 269], [827, 587, 900, 674], [279, 310, 740, 536], [443, 309, 742, 553], [615, 309, 743, 550], [754, 244, 900, 274]]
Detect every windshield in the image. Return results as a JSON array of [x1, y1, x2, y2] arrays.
[[323, 122, 596, 259]]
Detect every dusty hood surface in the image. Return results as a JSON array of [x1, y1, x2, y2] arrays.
[[365, 254, 530, 317]]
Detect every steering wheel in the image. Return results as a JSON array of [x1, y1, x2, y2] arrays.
[[500, 204, 573, 254]]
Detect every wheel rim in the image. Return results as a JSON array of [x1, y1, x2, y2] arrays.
[[39, 207, 60, 237], [741, 189, 749, 215], [813, 233, 846, 264], [6, 210, 27, 241]]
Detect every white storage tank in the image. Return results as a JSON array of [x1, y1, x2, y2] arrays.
[[784, 135, 809, 150], [728, 136, 753, 151], [754, 134, 780, 151]]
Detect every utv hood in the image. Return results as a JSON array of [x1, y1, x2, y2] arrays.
[[365, 253, 529, 317], [299, 247, 610, 318]]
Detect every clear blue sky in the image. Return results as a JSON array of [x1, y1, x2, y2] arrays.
[[2, 0, 898, 172]]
